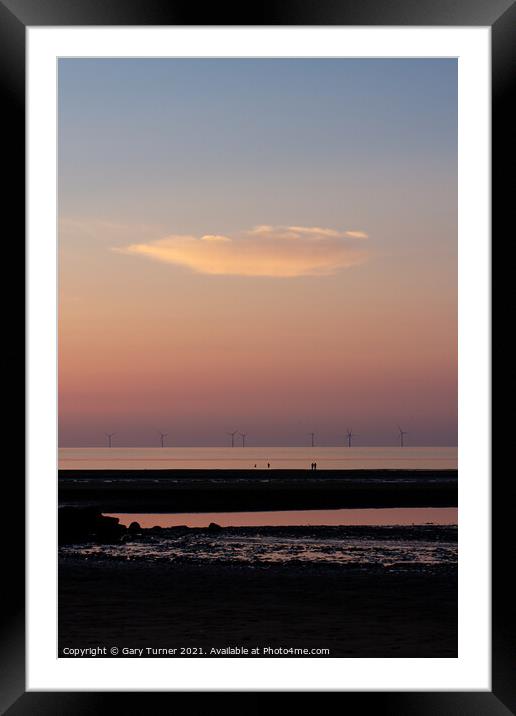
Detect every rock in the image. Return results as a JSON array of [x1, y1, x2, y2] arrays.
[[207, 522, 223, 533], [58, 507, 127, 544], [164, 526, 190, 537], [91, 514, 127, 544], [128, 521, 141, 533]]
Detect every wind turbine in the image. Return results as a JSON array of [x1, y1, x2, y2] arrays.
[[346, 428, 356, 448], [239, 432, 247, 448], [308, 432, 316, 447], [158, 431, 167, 448], [105, 432, 116, 448], [227, 430, 238, 448], [398, 426, 407, 447]]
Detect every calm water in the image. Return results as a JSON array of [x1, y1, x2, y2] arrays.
[[61, 509, 457, 570], [59, 446, 457, 470], [59, 449, 457, 570], [110, 507, 458, 528]]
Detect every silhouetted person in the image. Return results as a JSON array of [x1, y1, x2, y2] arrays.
[[314, 462, 317, 470], [267, 462, 270, 469]]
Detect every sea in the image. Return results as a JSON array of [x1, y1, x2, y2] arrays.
[[59, 446, 457, 570], [59, 446, 457, 471]]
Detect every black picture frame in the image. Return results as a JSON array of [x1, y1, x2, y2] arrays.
[[3, 0, 512, 710]]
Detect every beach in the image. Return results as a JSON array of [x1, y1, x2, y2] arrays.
[[59, 557, 457, 657], [58, 468, 457, 512], [58, 468, 458, 657]]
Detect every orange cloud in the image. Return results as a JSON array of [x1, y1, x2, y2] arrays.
[[117, 225, 369, 277]]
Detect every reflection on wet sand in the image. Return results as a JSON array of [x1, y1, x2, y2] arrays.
[[60, 524, 457, 569], [109, 506, 458, 529]]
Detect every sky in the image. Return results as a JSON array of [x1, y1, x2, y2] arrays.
[[58, 58, 457, 447]]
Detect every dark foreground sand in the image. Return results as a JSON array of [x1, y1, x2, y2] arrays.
[[59, 559, 457, 658]]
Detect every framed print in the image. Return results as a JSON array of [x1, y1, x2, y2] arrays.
[[2, 0, 512, 709]]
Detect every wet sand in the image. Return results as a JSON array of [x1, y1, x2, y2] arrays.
[[59, 558, 457, 658], [59, 469, 457, 512], [59, 469, 457, 658]]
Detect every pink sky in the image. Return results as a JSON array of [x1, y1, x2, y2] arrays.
[[58, 59, 457, 446]]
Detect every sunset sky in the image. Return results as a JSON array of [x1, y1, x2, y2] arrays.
[[58, 59, 457, 447]]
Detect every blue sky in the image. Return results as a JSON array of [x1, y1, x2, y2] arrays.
[[59, 58, 457, 238]]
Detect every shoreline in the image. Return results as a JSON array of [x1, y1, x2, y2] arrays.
[[59, 468, 457, 512], [58, 469, 458, 657], [59, 468, 458, 477]]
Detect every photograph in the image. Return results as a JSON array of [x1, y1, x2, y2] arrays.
[[0, 0, 505, 704], [57, 57, 459, 659]]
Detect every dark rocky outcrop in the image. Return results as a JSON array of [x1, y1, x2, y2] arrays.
[[207, 522, 223, 533], [149, 525, 190, 537], [59, 507, 127, 544]]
